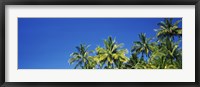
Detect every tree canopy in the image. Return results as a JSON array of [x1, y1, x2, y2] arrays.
[[68, 18, 182, 69]]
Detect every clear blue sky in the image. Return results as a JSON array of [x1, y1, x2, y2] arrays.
[[18, 18, 182, 69]]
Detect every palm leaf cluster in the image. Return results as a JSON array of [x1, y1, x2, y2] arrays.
[[68, 18, 182, 69]]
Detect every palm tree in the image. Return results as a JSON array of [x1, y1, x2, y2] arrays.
[[156, 18, 182, 40], [125, 53, 138, 69], [125, 53, 147, 69], [125, 53, 150, 69], [95, 36, 128, 69], [162, 38, 182, 68], [149, 38, 182, 69], [86, 56, 97, 69], [68, 44, 93, 69], [148, 42, 167, 69], [131, 33, 152, 58]]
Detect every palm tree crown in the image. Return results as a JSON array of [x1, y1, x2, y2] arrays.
[[68, 44, 93, 69], [94, 36, 128, 69], [156, 18, 182, 40], [132, 33, 152, 58]]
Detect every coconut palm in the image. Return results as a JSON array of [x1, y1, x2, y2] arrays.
[[149, 38, 182, 69], [68, 44, 93, 69], [125, 53, 148, 69], [156, 18, 182, 40], [86, 56, 97, 69], [132, 57, 148, 69], [148, 43, 167, 69], [162, 38, 182, 67], [131, 33, 152, 58], [95, 36, 129, 69], [124, 53, 138, 69]]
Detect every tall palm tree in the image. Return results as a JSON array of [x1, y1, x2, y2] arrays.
[[156, 18, 182, 40], [68, 44, 93, 69], [95, 36, 128, 69], [131, 33, 152, 58]]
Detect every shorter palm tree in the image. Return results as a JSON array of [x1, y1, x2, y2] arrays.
[[68, 44, 93, 69], [125, 53, 140, 69], [95, 36, 129, 69]]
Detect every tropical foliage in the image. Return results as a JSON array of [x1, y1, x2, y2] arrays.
[[68, 18, 182, 69]]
